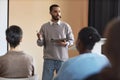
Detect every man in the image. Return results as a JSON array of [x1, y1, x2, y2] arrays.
[[0, 25, 34, 78], [37, 4, 74, 80]]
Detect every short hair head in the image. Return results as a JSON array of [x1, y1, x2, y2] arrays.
[[49, 4, 60, 12], [78, 27, 101, 50], [6, 25, 23, 48]]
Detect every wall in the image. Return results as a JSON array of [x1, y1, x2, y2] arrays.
[[0, 0, 8, 56], [9, 0, 88, 79]]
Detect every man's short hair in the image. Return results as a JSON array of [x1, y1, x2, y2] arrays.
[[49, 4, 60, 12], [6, 25, 23, 48]]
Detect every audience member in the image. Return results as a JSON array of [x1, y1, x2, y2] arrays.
[[54, 27, 110, 80], [0, 25, 34, 78], [97, 17, 120, 80]]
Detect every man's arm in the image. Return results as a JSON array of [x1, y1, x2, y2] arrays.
[[36, 27, 44, 46], [66, 24, 74, 47]]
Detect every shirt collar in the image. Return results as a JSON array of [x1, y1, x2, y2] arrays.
[[50, 20, 61, 25]]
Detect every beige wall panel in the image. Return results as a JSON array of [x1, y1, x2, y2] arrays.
[[9, 0, 88, 79]]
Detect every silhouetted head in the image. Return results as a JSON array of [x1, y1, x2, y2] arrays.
[[104, 17, 120, 66], [6, 25, 23, 48], [76, 27, 101, 53]]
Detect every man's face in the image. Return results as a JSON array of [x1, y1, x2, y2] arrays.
[[50, 7, 61, 21]]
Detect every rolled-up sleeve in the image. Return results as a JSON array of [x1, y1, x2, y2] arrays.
[[66, 24, 74, 47], [37, 25, 44, 47]]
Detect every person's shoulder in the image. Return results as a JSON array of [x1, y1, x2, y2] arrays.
[[63, 55, 84, 66], [41, 22, 50, 26], [0, 51, 12, 59], [66, 54, 92, 63], [86, 53, 108, 61], [77, 53, 109, 65], [20, 51, 33, 60], [60, 21, 72, 31], [0, 54, 7, 61], [60, 21, 69, 25], [92, 53, 108, 60], [91, 53, 110, 66]]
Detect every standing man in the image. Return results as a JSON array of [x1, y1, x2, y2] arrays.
[[37, 4, 74, 80]]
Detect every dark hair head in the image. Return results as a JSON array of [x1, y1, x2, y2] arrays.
[[78, 27, 101, 50], [104, 17, 120, 64], [6, 25, 23, 48], [49, 4, 60, 12]]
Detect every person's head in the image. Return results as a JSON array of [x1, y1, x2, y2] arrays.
[[76, 27, 101, 53], [6, 25, 23, 48], [104, 17, 120, 66], [49, 4, 61, 21]]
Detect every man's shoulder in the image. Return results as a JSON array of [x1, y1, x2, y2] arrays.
[[40, 22, 50, 30], [59, 21, 71, 29], [60, 21, 69, 25], [21, 51, 33, 58]]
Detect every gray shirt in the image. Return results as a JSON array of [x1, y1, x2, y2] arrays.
[[0, 51, 34, 78], [37, 21, 74, 61]]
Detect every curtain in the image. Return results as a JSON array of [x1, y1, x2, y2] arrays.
[[88, 0, 120, 37]]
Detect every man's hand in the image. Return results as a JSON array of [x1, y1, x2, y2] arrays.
[[56, 40, 67, 47], [37, 32, 43, 40]]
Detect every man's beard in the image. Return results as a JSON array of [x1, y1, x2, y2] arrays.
[[52, 15, 61, 21]]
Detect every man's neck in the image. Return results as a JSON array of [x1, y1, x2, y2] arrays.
[[51, 19, 59, 23], [10, 47, 19, 51]]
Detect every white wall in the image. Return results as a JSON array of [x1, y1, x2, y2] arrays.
[[0, 0, 8, 56], [92, 38, 106, 54]]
